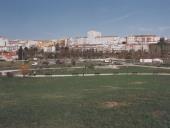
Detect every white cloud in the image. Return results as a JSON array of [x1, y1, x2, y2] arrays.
[[45, 32, 56, 36], [138, 27, 154, 32], [136, 26, 170, 33], [158, 26, 170, 31], [98, 12, 135, 26], [108, 13, 132, 23]]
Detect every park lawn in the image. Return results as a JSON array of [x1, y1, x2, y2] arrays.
[[0, 76, 170, 128], [0, 61, 32, 70], [34, 66, 170, 75]]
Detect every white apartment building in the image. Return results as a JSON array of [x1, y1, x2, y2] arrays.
[[26, 40, 39, 48], [87, 31, 102, 39], [0, 36, 9, 46], [71, 31, 129, 52], [71, 37, 87, 46], [87, 30, 102, 44], [43, 46, 56, 53], [126, 35, 160, 45], [125, 44, 149, 52], [95, 36, 120, 45], [111, 44, 126, 51], [72, 31, 120, 45]]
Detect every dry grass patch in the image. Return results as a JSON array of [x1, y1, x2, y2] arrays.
[[83, 89, 98, 91], [130, 81, 145, 85], [152, 110, 167, 118], [41, 94, 65, 99], [100, 86, 144, 90], [0, 100, 17, 108], [101, 86, 124, 90], [102, 101, 127, 109]]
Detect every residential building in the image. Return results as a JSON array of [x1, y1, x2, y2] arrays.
[[149, 40, 170, 58], [126, 35, 160, 44], [0, 36, 9, 46]]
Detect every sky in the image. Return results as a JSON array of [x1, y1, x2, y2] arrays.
[[0, 0, 170, 40]]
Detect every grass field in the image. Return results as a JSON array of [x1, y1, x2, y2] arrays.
[[0, 76, 170, 128], [35, 66, 170, 75]]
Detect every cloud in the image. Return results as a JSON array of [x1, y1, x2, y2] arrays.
[[109, 13, 133, 23], [138, 27, 154, 32], [137, 26, 170, 33], [130, 26, 170, 38], [158, 26, 170, 31], [45, 32, 56, 36], [98, 12, 135, 26]]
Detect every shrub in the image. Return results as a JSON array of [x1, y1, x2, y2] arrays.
[[87, 63, 95, 70], [0, 72, 2, 77], [20, 64, 30, 77], [71, 59, 76, 66], [45, 73, 52, 75], [6, 72, 14, 77], [94, 72, 100, 75], [72, 72, 79, 75]]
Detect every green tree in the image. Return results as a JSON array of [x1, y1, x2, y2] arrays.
[[158, 38, 165, 58]]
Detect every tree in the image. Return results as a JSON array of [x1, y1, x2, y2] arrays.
[[24, 47, 29, 60], [18, 46, 23, 60], [158, 38, 166, 58], [71, 59, 76, 66], [20, 63, 30, 77]]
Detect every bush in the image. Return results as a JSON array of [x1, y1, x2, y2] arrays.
[[42, 61, 49, 66], [113, 72, 119, 74], [0, 72, 2, 77], [72, 72, 79, 75], [71, 59, 76, 66], [132, 72, 138, 74], [94, 72, 100, 75], [45, 73, 52, 75], [87, 64, 95, 70], [6, 72, 14, 77]]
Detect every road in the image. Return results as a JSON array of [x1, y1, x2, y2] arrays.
[[14, 73, 170, 78], [0, 67, 83, 75], [123, 64, 170, 70], [1, 64, 170, 76]]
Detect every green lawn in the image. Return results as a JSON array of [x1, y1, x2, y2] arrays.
[[34, 66, 170, 75], [0, 76, 170, 128]]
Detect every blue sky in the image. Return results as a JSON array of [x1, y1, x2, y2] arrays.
[[0, 0, 170, 39]]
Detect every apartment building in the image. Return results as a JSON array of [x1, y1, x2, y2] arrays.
[[126, 35, 160, 45], [0, 36, 9, 46]]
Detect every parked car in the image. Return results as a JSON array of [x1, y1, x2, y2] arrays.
[[6, 72, 14, 77], [32, 62, 38, 66], [42, 61, 49, 66], [0, 72, 2, 77], [56, 59, 64, 64], [33, 58, 38, 61]]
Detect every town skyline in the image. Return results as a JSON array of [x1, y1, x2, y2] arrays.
[[0, 30, 163, 54], [0, 30, 168, 41], [0, 0, 170, 39]]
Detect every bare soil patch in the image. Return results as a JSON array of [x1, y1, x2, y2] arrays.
[[0, 100, 17, 107], [130, 81, 145, 85], [102, 101, 127, 109], [83, 89, 98, 91], [101, 86, 123, 90], [41, 94, 65, 99], [152, 110, 167, 118]]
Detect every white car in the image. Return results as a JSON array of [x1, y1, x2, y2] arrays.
[[32, 62, 38, 66], [0, 56, 5, 61], [33, 58, 38, 61]]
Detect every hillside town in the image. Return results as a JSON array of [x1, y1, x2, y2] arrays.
[[1, 0, 170, 127], [0, 30, 170, 64]]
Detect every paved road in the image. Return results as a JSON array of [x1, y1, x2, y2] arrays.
[[0, 67, 83, 75], [15, 73, 170, 78], [124, 64, 170, 70], [1, 64, 170, 76]]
